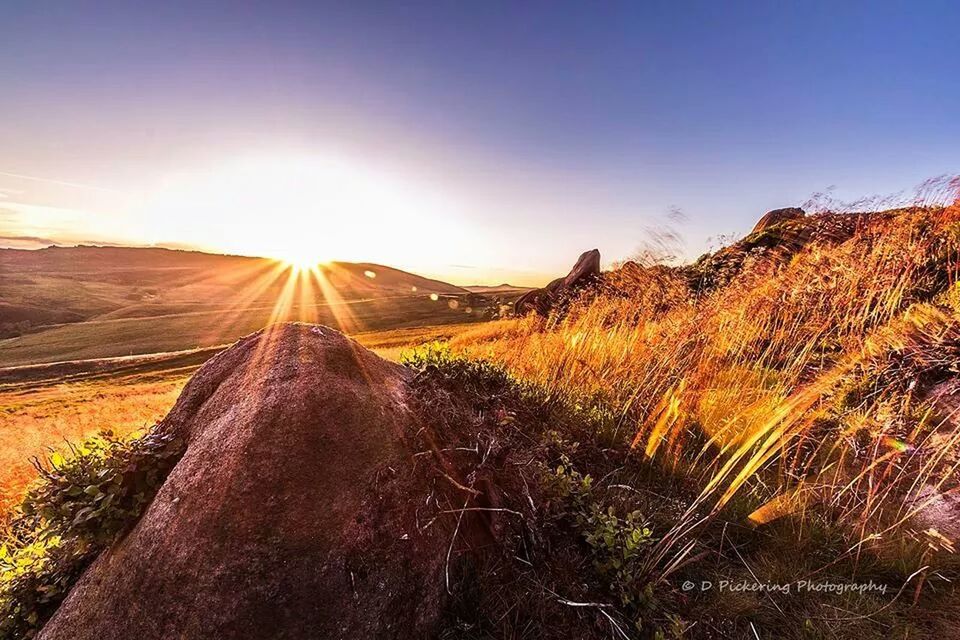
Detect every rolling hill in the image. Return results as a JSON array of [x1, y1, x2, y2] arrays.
[[0, 246, 500, 367]]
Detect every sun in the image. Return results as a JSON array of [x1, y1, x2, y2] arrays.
[[286, 258, 318, 271], [140, 153, 466, 269], [280, 250, 323, 272], [268, 235, 325, 272]]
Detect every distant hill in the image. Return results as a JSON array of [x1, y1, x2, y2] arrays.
[[0, 246, 477, 366], [463, 284, 532, 295], [0, 246, 466, 329]]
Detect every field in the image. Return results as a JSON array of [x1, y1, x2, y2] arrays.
[[0, 372, 184, 510], [0, 294, 484, 367], [0, 246, 509, 366]]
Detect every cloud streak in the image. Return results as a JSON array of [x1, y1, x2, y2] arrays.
[[0, 234, 59, 246], [0, 170, 126, 194]]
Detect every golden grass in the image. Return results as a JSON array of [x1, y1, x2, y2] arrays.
[[0, 375, 187, 511], [451, 203, 960, 571]]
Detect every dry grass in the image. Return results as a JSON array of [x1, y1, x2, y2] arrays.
[[451, 200, 960, 581], [0, 375, 187, 511]]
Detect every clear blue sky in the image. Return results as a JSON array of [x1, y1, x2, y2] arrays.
[[1, 1, 957, 285]]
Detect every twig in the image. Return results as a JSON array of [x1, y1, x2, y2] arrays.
[[440, 507, 524, 517], [557, 599, 612, 608], [731, 541, 784, 615], [440, 471, 481, 496], [519, 469, 536, 511], [557, 600, 629, 640], [445, 495, 470, 595], [598, 609, 631, 640]]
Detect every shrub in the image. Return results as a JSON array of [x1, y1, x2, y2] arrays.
[[0, 429, 183, 639], [551, 456, 656, 620]]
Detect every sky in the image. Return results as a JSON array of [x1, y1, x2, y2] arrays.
[[1, 1, 957, 286]]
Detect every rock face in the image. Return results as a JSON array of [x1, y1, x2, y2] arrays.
[[514, 248, 601, 316], [752, 207, 805, 233], [39, 323, 449, 640]]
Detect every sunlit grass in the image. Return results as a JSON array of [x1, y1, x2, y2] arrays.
[[451, 201, 960, 578], [0, 377, 187, 511]]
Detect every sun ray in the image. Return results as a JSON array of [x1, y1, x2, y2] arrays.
[[297, 264, 318, 324], [99, 256, 280, 327], [309, 264, 363, 334], [266, 264, 300, 328], [200, 259, 291, 343], [235, 264, 305, 397]]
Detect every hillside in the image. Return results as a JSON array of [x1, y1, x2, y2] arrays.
[[0, 245, 466, 331], [442, 202, 960, 636], [0, 246, 501, 367]]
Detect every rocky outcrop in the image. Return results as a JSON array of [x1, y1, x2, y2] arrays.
[[686, 209, 867, 294], [38, 323, 450, 640], [752, 206, 805, 233], [514, 248, 601, 316]]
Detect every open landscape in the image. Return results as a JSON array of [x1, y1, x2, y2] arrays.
[[0, 246, 509, 366], [4, 197, 960, 638], [2, 2, 958, 639], [0, 246, 520, 511]]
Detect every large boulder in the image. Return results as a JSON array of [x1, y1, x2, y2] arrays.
[[752, 206, 805, 233], [39, 323, 451, 640], [514, 249, 600, 316]]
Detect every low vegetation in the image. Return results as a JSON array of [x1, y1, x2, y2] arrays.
[[0, 430, 184, 638], [439, 198, 960, 636], [0, 374, 186, 512], [404, 340, 960, 637]]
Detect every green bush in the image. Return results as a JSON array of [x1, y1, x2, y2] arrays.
[[550, 456, 656, 614], [580, 503, 654, 607], [0, 429, 183, 639], [402, 342, 517, 393]]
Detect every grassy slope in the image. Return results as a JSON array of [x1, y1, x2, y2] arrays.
[[0, 374, 184, 510], [0, 295, 477, 367], [447, 204, 960, 637]]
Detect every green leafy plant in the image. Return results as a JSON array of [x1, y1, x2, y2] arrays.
[[402, 342, 518, 395], [580, 504, 654, 607], [0, 429, 183, 639], [550, 456, 656, 614]]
